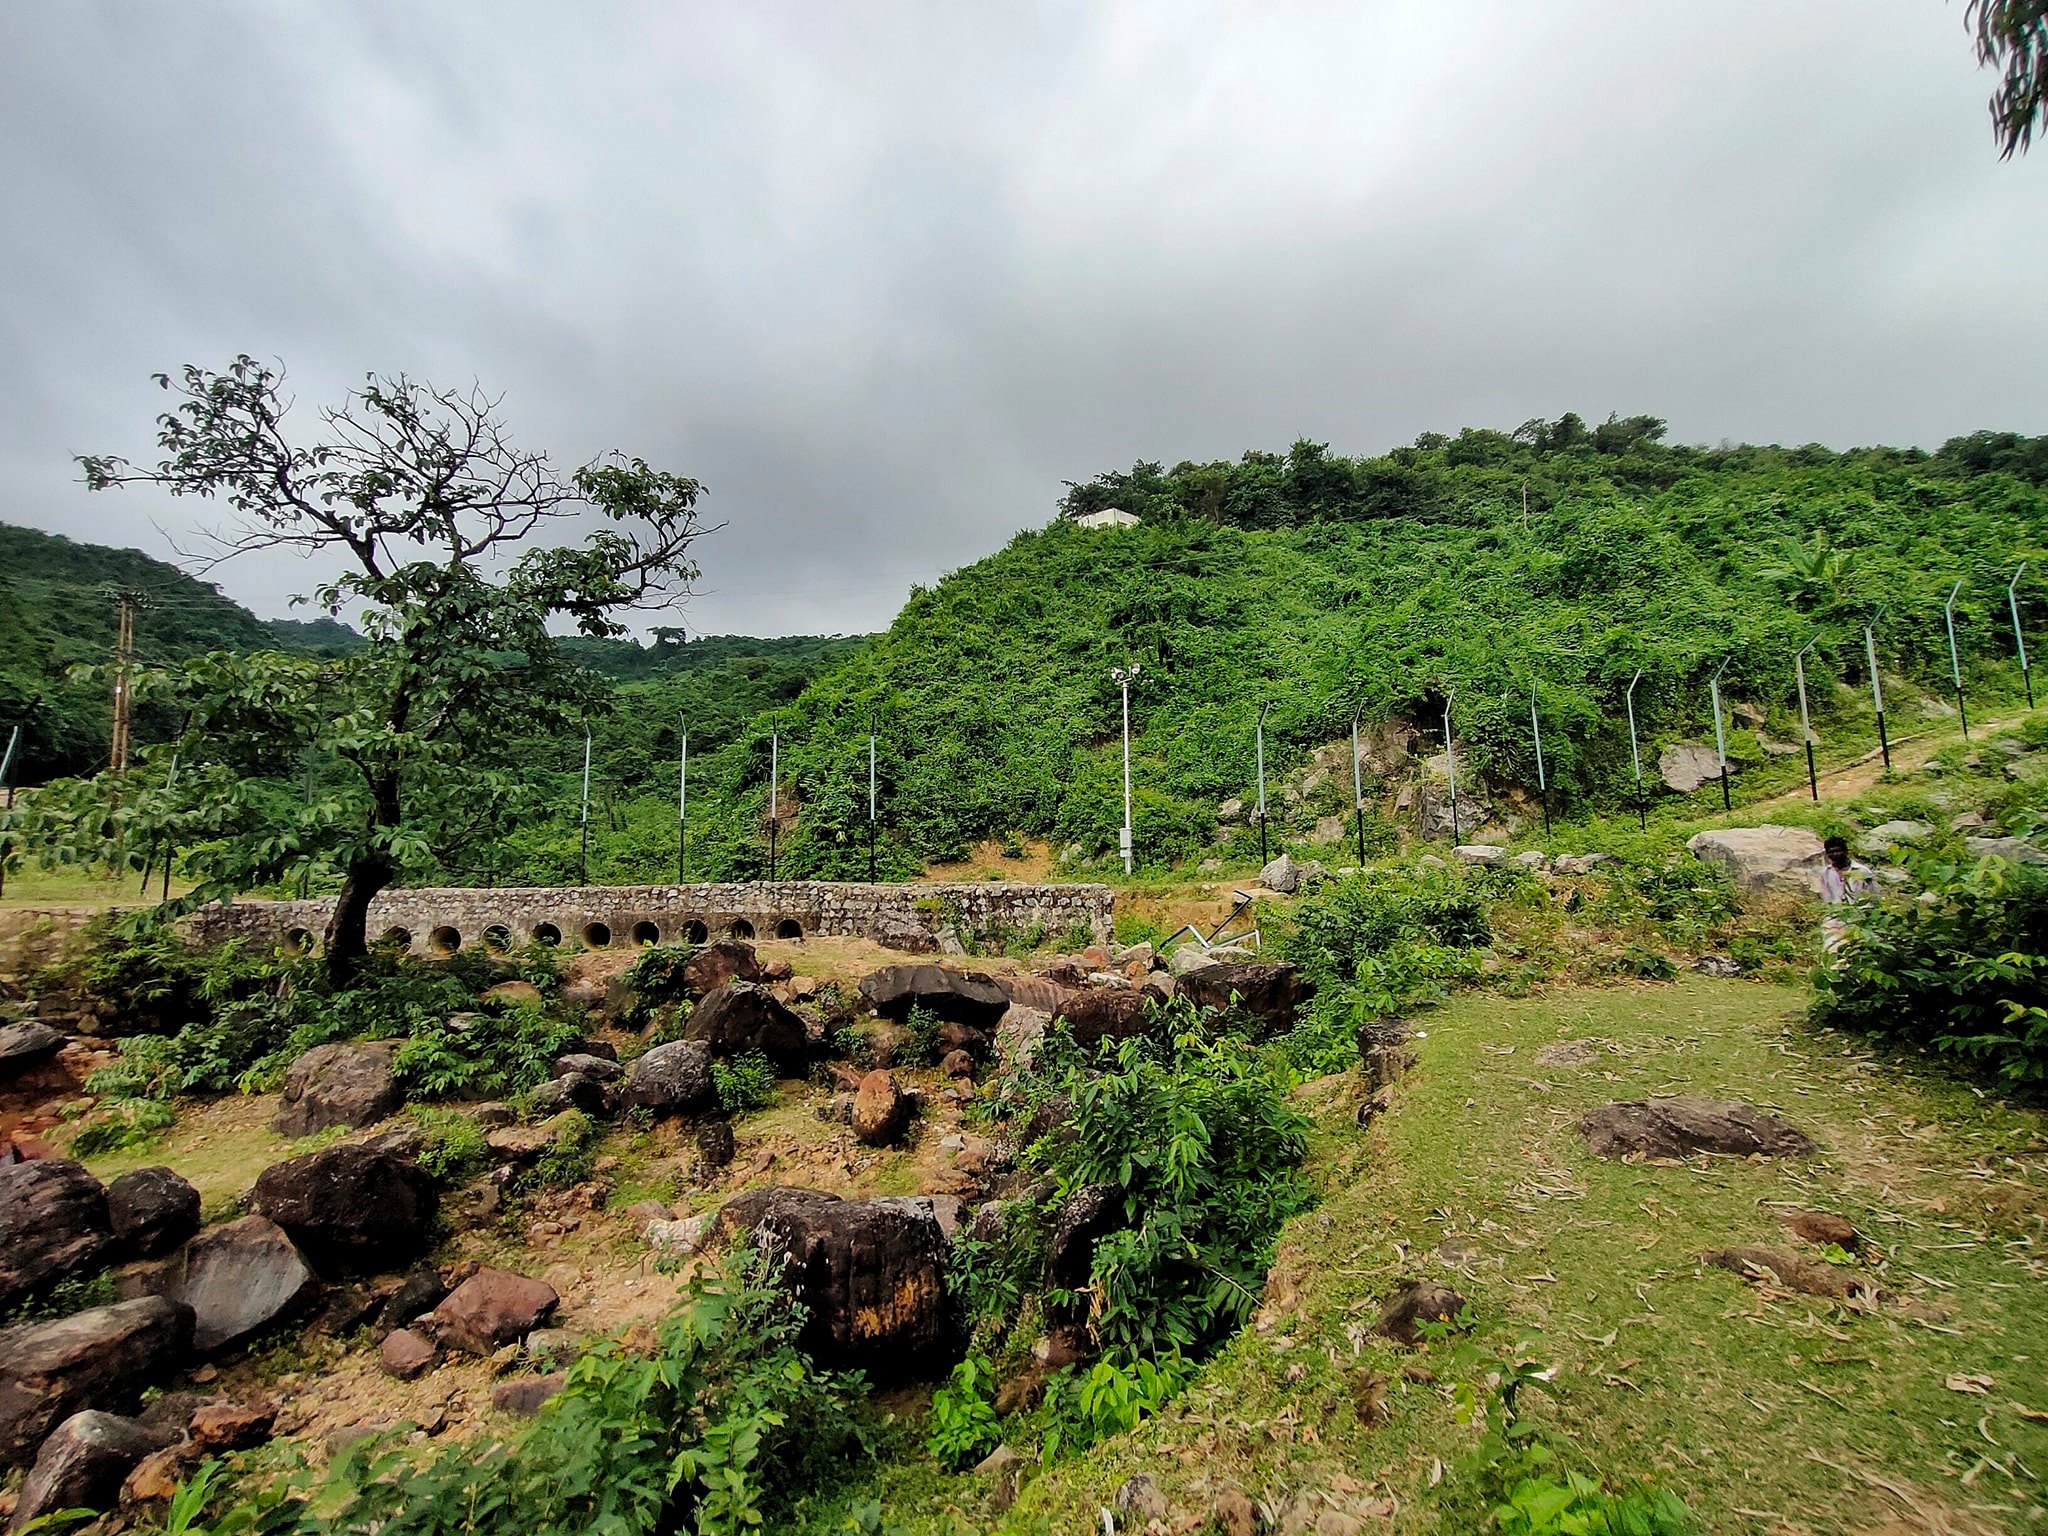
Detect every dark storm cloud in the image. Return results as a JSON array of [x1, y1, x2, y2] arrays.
[[2, 2, 2042, 639]]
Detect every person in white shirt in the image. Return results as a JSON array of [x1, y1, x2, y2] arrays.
[[1818, 835, 1875, 951]]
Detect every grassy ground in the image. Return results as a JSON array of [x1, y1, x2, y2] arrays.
[[809, 979, 2048, 1536]]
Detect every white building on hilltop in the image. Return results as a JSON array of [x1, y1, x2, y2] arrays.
[[1074, 506, 1140, 530]]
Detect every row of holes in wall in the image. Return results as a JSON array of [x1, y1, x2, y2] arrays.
[[280, 916, 806, 956]]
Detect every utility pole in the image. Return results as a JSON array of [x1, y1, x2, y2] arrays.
[[1254, 699, 1271, 868], [1350, 701, 1367, 868], [677, 721, 688, 883], [2010, 564, 2033, 709], [0, 724, 18, 900], [867, 718, 878, 883], [1529, 686, 1550, 838], [1945, 581, 1970, 739], [108, 590, 140, 773], [1112, 665, 1140, 874], [1625, 671, 1647, 831], [1708, 659, 1734, 813], [1865, 612, 1890, 771], [578, 730, 592, 885], [1794, 639, 1820, 802]]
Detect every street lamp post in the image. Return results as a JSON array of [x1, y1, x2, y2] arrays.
[[1254, 699, 1271, 868], [1865, 611, 1890, 770], [2010, 564, 2033, 709], [1112, 665, 1141, 874], [1624, 670, 1647, 831], [1794, 639, 1820, 802], [767, 727, 780, 882], [868, 718, 878, 883], [1350, 701, 1367, 868], [677, 721, 688, 882], [1945, 580, 1970, 739], [1709, 659, 1733, 813]]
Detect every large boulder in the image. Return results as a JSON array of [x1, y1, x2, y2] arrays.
[[1177, 962, 1313, 1037], [161, 1216, 320, 1353], [10, 1410, 178, 1530], [1056, 989, 1153, 1049], [726, 1188, 957, 1379], [272, 1042, 403, 1138], [1258, 855, 1300, 894], [1857, 820, 1932, 857], [682, 940, 766, 996], [621, 1039, 717, 1114], [0, 1023, 65, 1081], [427, 1269, 559, 1355], [0, 1297, 193, 1468], [867, 914, 938, 954], [105, 1168, 200, 1261], [0, 1159, 112, 1313], [1578, 1097, 1815, 1161], [850, 1071, 910, 1146], [1658, 743, 1726, 793], [1965, 834, 2048, 865], [682, 983, 808, 1073], [1685, 826, 1826, 896], [250, 1144, 438, 1276], [857, 966, 1009, 1030]]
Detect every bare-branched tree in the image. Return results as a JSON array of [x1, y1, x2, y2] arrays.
[[21, 356, 713, 979]]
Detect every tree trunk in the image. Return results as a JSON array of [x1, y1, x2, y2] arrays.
[[324, 853, 394, 984]]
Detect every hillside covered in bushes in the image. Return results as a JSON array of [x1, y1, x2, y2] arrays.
[[537, 418, 2048, 883]]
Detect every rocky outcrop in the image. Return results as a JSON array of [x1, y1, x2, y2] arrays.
[[379, 1328, 436, 1380], [0, 1297, 193, 1468], [105, 1169, 200, 1261], [867, 914, 938, 954], [1177, 962, 1312, 1037], [732, 1189, 958, 1380], [1685, 826, 1826, 896], [250, 1144, 438, 1276], [10, 1410, 178, 1530], [1258, 855, 1300, 894], [1658, 743, 1725, 793], [427, 1269, 559, 1355], [272, 1042, 403, 1138], [0, 1159, 112, 1313], [1054, 989, 1152, 1049], [857, 966, 1009, 1030], [1578, 1097, 1815, 1161], [161, 1216, 319, 1353], [620, 1039, 716, 1115], [0, 1023, 65, 1080], [682, 940, 766, 996], [682, 983, 808, 1073]]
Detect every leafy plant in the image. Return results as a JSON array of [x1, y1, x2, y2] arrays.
[[926, 1354, 1002, 1471], [526, 1109, 601, 1190], [1033, 1354, 1189, 1467], [410, 1105, 490, 1184], [711, 1052, 777, 1114], [68, 1097, 174, 1156], [3, 1268, 116, 1328]]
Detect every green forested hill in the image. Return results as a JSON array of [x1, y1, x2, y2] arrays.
[[0, 523, 278, 781], [548, 418, 2048, 882]]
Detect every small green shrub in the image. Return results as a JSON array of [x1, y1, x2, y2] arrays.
[[4, 1267, 116, 1327], [926, 1354, 1001, 1470], [618, 943, 696, 1026], [526, 1109, 600, 1190], [1814, 850, 2048, 1084], [410, 1106, 490, 1184], [69, 1098, 174, 1156], [712, 1052, 777, 1114], [1621, 945, 1677, 981], [1033, 1354, 1189, 1466]]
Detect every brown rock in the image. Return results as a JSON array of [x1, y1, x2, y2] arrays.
[[1578, 1098, 1815, 1161], [850, 1070, 909, 1146], [483, 980, 543, 1010], [1376, 1280, 1471, 1345], [187, 1399, 274, 1451], [682, 940, 765, 997], [941, 1049, 977, 1080], [682, 983, 808, 1073], [1178, 962, 1313, 1037], [428, 1269, 559, 1355], [1056, 988, 1153, 1048], [1215, 1487, 1259, 1536], [250, 1143, 439, 1275], [380, 1328, 437, 1379], [272, 1041, 403, 1138], [696, 1118, 736, 1169], [11, 1410, 178, 1530], [0, 1298, 193, 1469], [857, 966, 1009, 1029], [490, 1373, 566, 1417], [121, 1444, 191, 1509], [163, 1215, 319, 1353], [105, 1168, 200, 1261], [1781, 1210, 1861, 1251], [0, 1159, 112, 1314]]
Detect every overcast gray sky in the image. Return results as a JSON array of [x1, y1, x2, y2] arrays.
[[2, 2, 2042, 639]]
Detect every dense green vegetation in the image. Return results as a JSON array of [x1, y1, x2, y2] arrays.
[[605, 419, 2048, 880]]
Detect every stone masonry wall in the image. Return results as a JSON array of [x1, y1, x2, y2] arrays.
[[184, 881, 1114, 956]]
